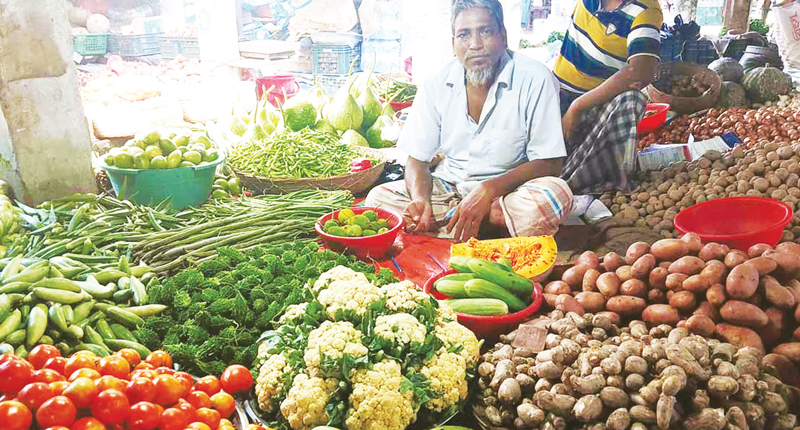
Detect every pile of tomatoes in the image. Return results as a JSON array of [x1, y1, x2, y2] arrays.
[[0, 345, 261, 430]]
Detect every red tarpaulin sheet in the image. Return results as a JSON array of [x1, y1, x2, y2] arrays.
[[371, 231, 453, 287]]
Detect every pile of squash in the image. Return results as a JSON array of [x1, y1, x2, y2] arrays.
[[709, 58, 793, 108]]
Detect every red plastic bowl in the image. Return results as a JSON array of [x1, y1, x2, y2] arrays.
[[674, 196, 793, 251], [423, 269, 543, 340], [315, 207, 403, 259], [637, 103, 670, 134]]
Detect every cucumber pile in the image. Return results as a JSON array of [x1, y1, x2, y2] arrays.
[[434, 256, 535, 316], [0, 254, 163, 359]]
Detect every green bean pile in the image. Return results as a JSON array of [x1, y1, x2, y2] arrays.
[[376, 75, 417, 103], [228, 129, 376, 179]]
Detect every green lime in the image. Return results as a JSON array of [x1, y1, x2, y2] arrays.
[[363, 229, 377, 236], [103, 153, 115, 166], [193, 134, 213, 149], [143, 130, 161, 145], [160, 138, 177, 155], [133, 153, 150, 169], [328, 226, 347, 237], [214, 179, 229, 191], [114, 153, 135, 169], [166, 150, 182, 169], [150, 156, 168, 170], [180, 161, 196, 167], [227, 179, 242, 196], [203, 149, 220, 162], [145, 145, 163, 159], [376, 219, 389, 230], [124, 139, 136, 147], [377, 227, 389, 234], [168, 132, 177, 139], [183, 151, 202, 165], [179, 146, 189, 154], [323, 220, 339, 232], [211, 185, 224, 192], [345, 217, 357, 226], [363, 210, 378, 222], [353, 215, 370, 228], [174, 135, 190, 147], [347, 225, 363, 237], [338, 208, 356, 223], [211, 189, 230, 199], [125, 146, 144, 157]]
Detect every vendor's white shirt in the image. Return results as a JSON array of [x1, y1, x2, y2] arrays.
[[398, 50, 567, 196]]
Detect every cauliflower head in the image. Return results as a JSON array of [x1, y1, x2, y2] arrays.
[[304, 321, 368, 377], [381, 280, 430, 313], [280, 373, 339, 430], [279, 303, 308, 324], [436, 301, 457, 324], [313, 266, 368, 292], [420, 350, 469, 412], [435, 320, 481, 367], [374, 313, 427, 347], [317, 274, 382, 319], [256, 352, 293, 412], [346, 360, 416, 430]]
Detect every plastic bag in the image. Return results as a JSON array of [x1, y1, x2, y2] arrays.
[[773, 0, 800, 70]]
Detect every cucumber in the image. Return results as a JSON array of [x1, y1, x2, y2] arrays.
[[72, 300, 95, 323], [73, 342, 111, 357], [447, 256, 473, 273], [20, 304, 30, 321], [444, 298, 508, 316], [123, 305, 167, 317], [110, 324, 137, 343], [106, 306, 145, 328], [0, 282, 32, 294], [129, 276, 147, 306], [140, 272, 156, 285], [84, 326, 108, 350], [62, 305, 74, 325], [113, 289, 133, 303], [0, 343, 13, 354], [0, 310, 21, 341], [65, 325, 84, 342], [26, 304, 48, 347], [467, 258, 534, 297], [38, 335, 54, 345], [433, 280, 468, 298], [48, 304, 69, 332], [93, 269, 127, 285], [48, 266, 64, 279], [31, 278, 82, 293], [0, 255, 23, 282], [31, 288, 86, 304], [55, 342, 70, 356], [496, 258, 515, 272], [464, 279, 527, 312], [118, 255, 131, 275], [2, 265, 49, 285], [438, 273, 477, 282], [104, 338, 151, 359], [75, 281, 116, 300], [6, 329, 26, 346], [95, 319, 116, 340], [0, 294, 11, 322], [14, 344, 27, 359], [117, 277, 131, 290], [46, 328, 62, 342], [130, 266, 151, 278]]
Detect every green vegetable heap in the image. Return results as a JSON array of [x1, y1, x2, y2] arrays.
[[132, 241, 397, 376], [253, 264, 481, 430], [322, 208, 390, 237]]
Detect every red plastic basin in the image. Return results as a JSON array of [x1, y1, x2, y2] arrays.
[[674, 196, 793, 251], [315, 207, 403, 259], [423, 269, 543, 341], [637, 103, 670, 134]]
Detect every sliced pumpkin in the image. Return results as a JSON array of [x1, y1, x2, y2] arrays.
[[450, 236, 557, 279]]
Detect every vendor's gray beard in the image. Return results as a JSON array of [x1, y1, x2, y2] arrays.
[[466, 66, 497, 87]]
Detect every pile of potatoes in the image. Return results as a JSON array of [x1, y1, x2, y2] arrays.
[[544, 233, 800, 387], [602, 139, 800, 242], [473, 311, 798, 430]]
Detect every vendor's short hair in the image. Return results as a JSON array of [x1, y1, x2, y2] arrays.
[[451, 0, 506, 35]]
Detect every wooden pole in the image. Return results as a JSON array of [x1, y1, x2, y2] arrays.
[[729, 0, 752, 33]]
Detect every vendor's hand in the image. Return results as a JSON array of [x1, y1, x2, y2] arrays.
[[447, 182, 496, 242], [561, 104, 581, 140], [403, 199, 436, 233]]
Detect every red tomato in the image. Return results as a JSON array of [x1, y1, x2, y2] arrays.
[[160, 407, 190, 430], [0, 400, 33, 430], [154, 367, 174, 376], [63, 356, 96, 380], [36, 396, 77, 428], [186, 422, 212, 430], [144, 351, 172, 369], [130, 369, 156, 381], [28, 345, 61, 370], [209, 392, 235, 419], [174, 400, 196, 421], [35, 368, 66, 384], [173, 372, 193, 394], [193, 376, 220, 396], [185, 391, 211, 410], [44, 427, 70, 430], [70, 416, 108, 430], [152, 375, 183, 406], [98, 356, 130, 380], [43, 357, 67, 375], [125, 378, 155, 404], [126, 402, 161, 430], [91, 389, 129, 425], [133, 363, 155, 371], [194, 408, 220, 430], [220, 365, 253, 395], [68, 368, 101, 382], [0, 354, 19, 365], [62, 377, 98, 409], [219, 425, 236, 430], [0, 357, 35, 394], [153, 403, 165, 417], [245, 425, 269, 430], [114, 349, 140, 367], [95, 376, 126, 393], [17, 382, 53, 411], [49, 381, 69, 396], [219, 419, 233, 427]]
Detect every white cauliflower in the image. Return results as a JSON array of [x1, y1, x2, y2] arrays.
[[420, 349, 469, 412], [280, 373, 338, 430], [436, 301, 458, 324], [279, 303, 308, 324], [317, 275, 383, 318], [435, 320, 481, 367], [313, 266, 368, 292], [256, 353, 293, 412], [346, 360, 416, 430], [381, 280, 430, 313], [374, 313, 427, 346], [304, 321, 368, 377]]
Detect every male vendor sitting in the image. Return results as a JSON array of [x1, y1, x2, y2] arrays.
[[365, 0, 574, 242]]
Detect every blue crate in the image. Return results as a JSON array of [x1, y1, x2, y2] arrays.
[[312, 43, 361, 75]]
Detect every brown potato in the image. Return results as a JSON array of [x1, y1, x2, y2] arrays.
[[685, 315, 715, 337], [725, 263, 759, 300], [596, 272, 621, 297], [789, 279, 800, 304], [545, 281, 571, 295], [555, 294, 585, 315], [669, 291, 697, 313], [562, 264, 591, 290], [763, 353, 800, 387], [724, 250, 749, 268], [642, 304, 681, 325], [596, 311, 622, 326], [648, 289, 667, 304], [615, 266, 634, 283], [620, 279, 646, 298], [795, 326, 800, 341], [720, 300, 770, 328], [700, 260, 727, 285], [668, 256, 705, 276], [773, 343, 800, 364], [698, 243, 729, 262], [606, 296, 647, 316], [765, 307, 789, 341], [575, 292, 605, 313], [626, 242, 650, 265], [706, 284, 727, 307], [761, 276, 797, 309], [658, 261, 672, 269], [631, 254, 656, 280], [602, 252, 625, 272], [577, 251, 600, 269], [582, 269, 601, 292], [682, 275, 711, 294], [767, 252, 800, 278], [747, 243, 773, 258], [544, 293, 558, 308], [743, 256, 778, 276], [650, 239, 689, 261], [694, 301, 721, 323], [680, 232, 703, 254], [665, 273, 689, 290], [716, 323, 765, 353], [776, 242, 800, 255], [649, 267, 669, 290]]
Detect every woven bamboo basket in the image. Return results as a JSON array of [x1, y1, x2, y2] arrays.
[[235, 148, 386, 195], [643, 62, 722, 114]]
